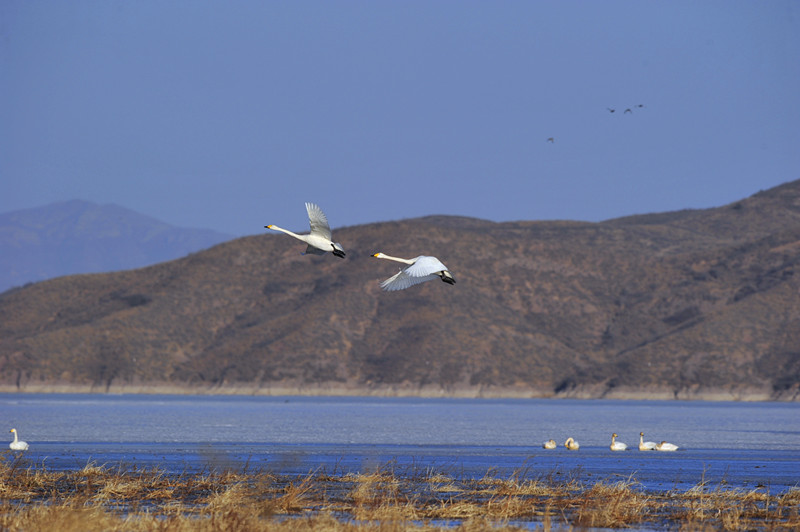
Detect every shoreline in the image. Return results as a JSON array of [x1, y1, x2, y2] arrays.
[[0, 382, 794, 401]]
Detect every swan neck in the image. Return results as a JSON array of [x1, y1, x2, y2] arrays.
[[377, 253, 414, 265], [269, 225, 305, 241]]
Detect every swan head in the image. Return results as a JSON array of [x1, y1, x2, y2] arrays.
[[440, 270, 456, 285], [331, 243, 346, 258]]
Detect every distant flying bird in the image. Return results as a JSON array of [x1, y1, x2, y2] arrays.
[[371, 253, 456, 291], [564, 437, 580, 450], [608, 105, 644, 114], [547, 137, 554, 143], [610, 433, 628, 451], [543, 439, 557, 449], [9, 428, 28, 451], [265, 202, 345, 258], [656, 440, 679, 451], [639, 432, 657, 451]]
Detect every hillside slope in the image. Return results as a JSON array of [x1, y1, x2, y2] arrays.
[[1, 182, 798, 400]]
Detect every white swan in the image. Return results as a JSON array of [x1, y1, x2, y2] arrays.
[[9, 428, 28, 451], [639, 432, 657, 451], [610, 433, 628, 451], [371, 253, 455, 291], [265, 202, 345, 258], [543, 439, 556, 449], [656, 440, 679, 451], [564, 437, 580, 450]]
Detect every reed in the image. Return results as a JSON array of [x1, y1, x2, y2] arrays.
[[1, 453, 797, 531]]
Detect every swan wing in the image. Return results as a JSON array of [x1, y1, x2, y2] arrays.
[[305, 203, 332, 240], [304, 244, 327, 255], [380, 270, 440, 291], [404, 256, 448, 277]]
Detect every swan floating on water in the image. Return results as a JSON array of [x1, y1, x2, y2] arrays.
[[610, 432, 628, 451], [371, 253, 455, 291], [265, 202, 345, 258], [9, 428, 28, 451], [543, 439, 556, 449], [564, 437, 580, 450], [639, 432, 657, 451], [656, 440, 679, 451]]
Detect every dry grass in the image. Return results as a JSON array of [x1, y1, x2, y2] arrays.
[[1, 452, 798, 531]]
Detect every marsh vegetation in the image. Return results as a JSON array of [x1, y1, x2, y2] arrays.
[[1, 454, 798, 531]]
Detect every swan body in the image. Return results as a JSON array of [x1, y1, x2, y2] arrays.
[[543, 439, 556, 449], [639, 432, 657, 451], [564, 437, 580, 450], [371, 253, 455, 291], [656, 441, 679, 452], [9, 428, 28, 451], [266, 202, 345, 258], [610, 433, 628, 451]]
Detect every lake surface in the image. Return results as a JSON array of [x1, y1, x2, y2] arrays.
[[3, 394, 798, 493]]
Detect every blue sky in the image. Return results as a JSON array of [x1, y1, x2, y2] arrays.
[[2, 1, 798, 236]]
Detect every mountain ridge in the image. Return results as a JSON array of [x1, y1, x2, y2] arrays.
[[0, 200, 233, 292], [1, 182, 798, 400]]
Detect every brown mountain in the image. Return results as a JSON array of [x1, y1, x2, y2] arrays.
[[1, 181, 799, 400]]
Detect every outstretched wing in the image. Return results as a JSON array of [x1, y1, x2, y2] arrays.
[[305, 202, 332, 240], [379, 256, 447, 291], [404, 256, 448, 278], [379, 270, 439, 291]]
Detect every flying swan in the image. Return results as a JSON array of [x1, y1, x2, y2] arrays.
[[564, 437, 580, 450], [265, 202, 345, 258], [543, 439, 557, 449], [9, 428, 28, 451], [639, 432, 657, 451], [371, 253, 456, 291], [656, 440, 679, 451]]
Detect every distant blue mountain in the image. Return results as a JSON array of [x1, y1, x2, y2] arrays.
[[0, 200, 234, 293]]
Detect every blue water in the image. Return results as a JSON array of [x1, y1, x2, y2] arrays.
[[3, 394, 798, 492]]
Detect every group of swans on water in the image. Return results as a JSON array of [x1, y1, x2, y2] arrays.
[[266, 203, 456, 291], [542, 432, 679, 451], [9, 427, 679, 453]]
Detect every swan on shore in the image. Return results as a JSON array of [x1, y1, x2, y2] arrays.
[[639, 432, 657, 451], [564, 437, 580, 450], [9, 428, 28, 451], [656, 441, 679, 451], [265, 202, 345, 258], [371, 253, 455, 291], [610, 433, 628, 451], [543, 439, 556, 449]]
